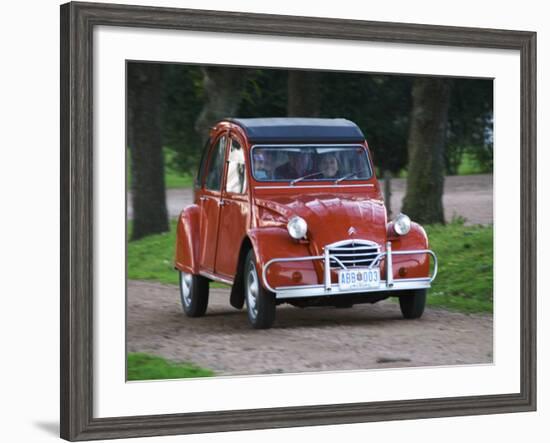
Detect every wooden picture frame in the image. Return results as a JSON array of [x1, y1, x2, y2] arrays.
[[60, 1, 536, 440]]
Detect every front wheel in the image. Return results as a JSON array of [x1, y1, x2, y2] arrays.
[[244, 250, 276, 329], [179, 270, 209, 317], [398, 289, 427, 319]]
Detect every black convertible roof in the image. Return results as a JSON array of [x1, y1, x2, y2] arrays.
[[227, 118, 365, 144]]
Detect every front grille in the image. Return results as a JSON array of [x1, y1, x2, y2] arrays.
[[327, 240, 381, 269]]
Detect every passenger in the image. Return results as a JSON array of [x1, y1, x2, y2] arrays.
[[253, 150, 274, 180], [319, 153, 340, 179]]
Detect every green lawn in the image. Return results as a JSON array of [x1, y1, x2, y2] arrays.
[[165, 169, 194, 189], [127, 220, 180, 284], [424, 221, 492, 313], [127, 353, 215, 380], [127, 220, 492, 314], [127, 220, 228, 288], [456, 152, 488, 175]]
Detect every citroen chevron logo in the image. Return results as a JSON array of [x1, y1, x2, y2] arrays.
[[348, 227, 357, 236]]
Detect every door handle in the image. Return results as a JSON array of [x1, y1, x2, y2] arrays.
[[199, 196, 207, 201], [219, 200, 227, 206]]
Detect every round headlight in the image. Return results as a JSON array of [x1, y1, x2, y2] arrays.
[[287, 216, 308, 239], [393, 213, 411, 236]]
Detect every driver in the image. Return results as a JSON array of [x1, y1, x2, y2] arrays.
[[275, 150, 313, 180]]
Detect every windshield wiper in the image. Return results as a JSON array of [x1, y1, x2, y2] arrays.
[[334, 169, 367, 184], [290, 171, 324, 186]]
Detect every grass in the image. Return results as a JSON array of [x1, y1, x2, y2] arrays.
[[164, 147, 195, 188], [424, 220, 493, 313], [127, 352, 215, 380], [456, 152, 487, 175], [127, 220, 228, 288], [165, 169, 194, 188], [127, 220, 492, 314], [127, 221, 179, 284]]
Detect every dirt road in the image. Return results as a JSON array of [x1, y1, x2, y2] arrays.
[[127, 174, 493, 225], [127, 280, 493, 376]]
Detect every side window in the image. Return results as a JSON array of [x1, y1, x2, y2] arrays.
[[225, 138, 247, 194], [195, 138, 211, 189], [205, 136, 227, 191]]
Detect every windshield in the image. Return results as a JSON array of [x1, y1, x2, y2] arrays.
[[251, 145, 372, 183]]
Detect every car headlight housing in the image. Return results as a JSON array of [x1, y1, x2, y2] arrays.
[[393, 213, 411, 236], [287, 216, 308, 239]]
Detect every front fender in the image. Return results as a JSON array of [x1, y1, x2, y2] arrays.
[[248, 227, 318, 289], [388, 222, 431, 279], [174, 205, 201, 274]]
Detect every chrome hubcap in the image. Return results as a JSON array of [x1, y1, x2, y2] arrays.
[[180, 272, 193, 307], [247, 263, 259, 320]]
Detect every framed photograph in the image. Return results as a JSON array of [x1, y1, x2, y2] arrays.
[[60, 1, 536, 440]]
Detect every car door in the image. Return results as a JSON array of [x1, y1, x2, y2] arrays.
[[214, 135, 250, 278], [198, 134, 228, 272]]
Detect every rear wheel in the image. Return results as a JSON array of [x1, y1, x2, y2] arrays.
[[398, 289, 427, 319], [179, 270, 209, 317], [244, 250, 276, 329]]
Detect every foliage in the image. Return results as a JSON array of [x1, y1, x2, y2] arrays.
[[161, 64, 205, 173], [319, 74, 412, 173], [127, 220, 492, 314], [127, 353, 214, 380], [446, 79, 493, 174], [240, 68, 290, 116], [156, 64, 492, 178], [164, 147, 194, 188]]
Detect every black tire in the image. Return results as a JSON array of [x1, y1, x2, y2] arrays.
[[179, 270, 209, 317], [244, 250, 276, 329], [398, 289, 427, 319]]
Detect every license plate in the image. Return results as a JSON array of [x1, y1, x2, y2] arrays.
[[338, 268, 380, 290]]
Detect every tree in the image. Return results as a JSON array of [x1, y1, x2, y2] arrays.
[[127, 63, 169, 240], [446, 79, 493, 174], [287, 70, 321, 116], [195, 66, 249, 142], [318, 74, 412, 216], [161, 64, 204, 172], [402, 77, 452, 225]]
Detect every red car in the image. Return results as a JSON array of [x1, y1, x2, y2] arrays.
[[175, 118, 437, 329]]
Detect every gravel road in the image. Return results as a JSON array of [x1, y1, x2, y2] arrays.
[[127, 174, 493, 225], [127, 280, 493, 376]]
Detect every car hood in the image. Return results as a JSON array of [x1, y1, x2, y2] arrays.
[[255, 193, 388, 247]]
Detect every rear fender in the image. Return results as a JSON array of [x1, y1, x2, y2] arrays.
[[174, 205, 201, 274]]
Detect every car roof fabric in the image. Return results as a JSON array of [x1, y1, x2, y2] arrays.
[[227, 118, 365, 144]]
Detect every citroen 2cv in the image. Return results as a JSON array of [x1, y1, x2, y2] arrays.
[[175, 118, 437, 329]]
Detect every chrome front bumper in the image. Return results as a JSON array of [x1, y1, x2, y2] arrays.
[[262, 241, 438, 300]]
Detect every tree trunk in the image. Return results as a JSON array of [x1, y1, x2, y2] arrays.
[[128, 63, 169, 240], [287, 71, 321, 116], [195, 67, 248, 142], [402, 78, 452, 225]]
